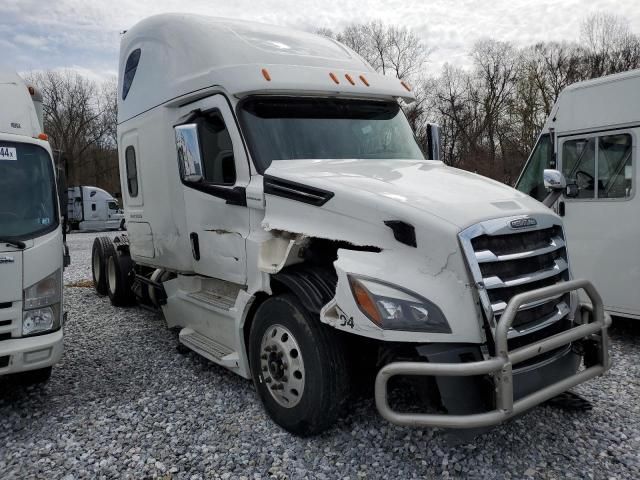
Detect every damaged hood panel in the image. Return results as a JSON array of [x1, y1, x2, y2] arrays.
[[264, 159, 551, 231]]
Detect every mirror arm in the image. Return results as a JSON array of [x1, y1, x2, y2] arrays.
[[542, 190, 562, 208]]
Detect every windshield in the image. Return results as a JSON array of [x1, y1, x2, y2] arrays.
[[0, 141, 58, 240], [516, 134, 552, 202], [238, 97, 425, 172]]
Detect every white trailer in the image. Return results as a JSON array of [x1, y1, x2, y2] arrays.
[[517, 69, 640, 321], [0, 71, 67, 383], [93, 14, 610, 435], [66, 185, 125, 232]]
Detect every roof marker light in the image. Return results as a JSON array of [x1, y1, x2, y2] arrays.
[[329, 72, 340, 84], [37, 133, 48, 141], [261, 68, 271, 81], [401, 80, 412, 92], [344, 74, 355, 85], [359, 75, 370, 87]]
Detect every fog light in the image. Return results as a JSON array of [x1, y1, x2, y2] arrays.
[[22, 307, 54, 336]]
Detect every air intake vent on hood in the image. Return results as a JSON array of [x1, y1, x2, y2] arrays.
[[264, 176, 334, 206], [384, 220, 417, 247]]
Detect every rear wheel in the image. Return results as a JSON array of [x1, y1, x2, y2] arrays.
[[249, 294, 349, 436], [106, 252, 136, 306], [120, 219, 126, 231], [92, 236, 115, 295]]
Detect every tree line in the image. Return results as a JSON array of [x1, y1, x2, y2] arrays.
[[28, 12, 640, 196], [321, 13, 640, 183]]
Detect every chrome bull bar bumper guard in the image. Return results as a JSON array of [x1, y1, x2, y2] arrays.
[[374, 279, 611, 429]]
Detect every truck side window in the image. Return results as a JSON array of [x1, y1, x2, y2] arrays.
[[198, 113, 236, 185], [91, 203, 96, 211], [125, 146, 139, 197], [122, 48, 141, 100], [562, 138, 596, 199], [515, 134, 551, 202], [597, 134, 632, 199]]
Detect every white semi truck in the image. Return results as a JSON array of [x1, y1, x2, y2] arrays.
[[66, 185, 125, 232], [0, 71, 67, 383], [517, 69, 640, 321], [92, 14, 610, 435]]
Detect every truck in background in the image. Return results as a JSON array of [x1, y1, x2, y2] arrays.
[[92, 14, 609, 435], [66, 185, 125, 232], [0, 71, 67, 384], [517, 69, 640, 321]]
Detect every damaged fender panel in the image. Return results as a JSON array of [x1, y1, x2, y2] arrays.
[[321, 248, 486, 344]]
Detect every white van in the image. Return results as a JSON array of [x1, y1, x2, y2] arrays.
[[66, 185, 125, 232], [517, 69, 640, 320], [94, 14, 609, 435], [0, 71, 66, 383]]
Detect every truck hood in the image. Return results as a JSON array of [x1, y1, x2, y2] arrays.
[[264, 159, 550, 231]]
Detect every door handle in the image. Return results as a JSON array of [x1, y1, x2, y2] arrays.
[[558, 201, 565, 217], [190, 232, 200, 261]]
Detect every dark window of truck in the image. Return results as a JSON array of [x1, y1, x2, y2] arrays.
[[108, 201, 117, 210], [562, 137, 596, 199], [597, 134, 632, 199], [0, 141, 58, 239], [197, 112, 236, 185], [122, 48, 141, 100], [515, 134, 552, 202], [238, 97, 425, 172], [125, 146, 139, 197], [91, 203, 96, 211]]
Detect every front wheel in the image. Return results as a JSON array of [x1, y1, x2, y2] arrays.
[[249, 294, 349, 436]]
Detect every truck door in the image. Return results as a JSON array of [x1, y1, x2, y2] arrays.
[[174, 94, 251, 285], [558, 130, 639, 317]]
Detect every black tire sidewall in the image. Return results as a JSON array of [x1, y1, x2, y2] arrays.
[[107, 253, 135, 306], [249, 294, 345, 436]]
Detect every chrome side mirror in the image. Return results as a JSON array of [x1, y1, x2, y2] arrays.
[[543, 169, 566, 190], [175, 124, 203, 182], [426, 123, 442, 161]]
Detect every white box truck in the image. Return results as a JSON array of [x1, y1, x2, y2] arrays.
[[0, 71, 67, 383], [517, 69, 640, 321], [66, 185, 125, 232], [93, 14, 610, 435]]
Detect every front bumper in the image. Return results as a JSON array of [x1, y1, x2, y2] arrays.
[[0, 328, 64, 375], [374, 279, 610, 429]]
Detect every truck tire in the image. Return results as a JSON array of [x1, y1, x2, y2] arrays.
[[106, 252, 136, 306], [17, 367, 52, 385], [92, 236, 115, 295], [249, 293, 349, 436], [120, 219, 126, 231]]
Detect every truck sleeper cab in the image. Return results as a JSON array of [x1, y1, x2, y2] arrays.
[[0, 72, 65, 383], [66, 185, 125, 232], [101, 14, 609, 435]]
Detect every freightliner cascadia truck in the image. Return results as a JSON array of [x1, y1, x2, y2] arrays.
[[91, 14, 610, 435]]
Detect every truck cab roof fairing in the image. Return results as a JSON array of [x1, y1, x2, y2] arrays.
[[117, 14, 416, 123]]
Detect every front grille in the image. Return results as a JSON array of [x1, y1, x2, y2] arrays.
[[459, 216, 571, 344]]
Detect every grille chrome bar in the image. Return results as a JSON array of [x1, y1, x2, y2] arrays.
[[507, 301, 571, 339], [475, 236, 565, 263], [491, 292, 565, 314], [482, 258, 568, 290]]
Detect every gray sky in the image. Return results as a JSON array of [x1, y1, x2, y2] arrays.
[[3, 0, 640, 81]]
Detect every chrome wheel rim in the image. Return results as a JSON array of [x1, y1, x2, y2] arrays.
[[107, 256, 117, 295], [260, 324, 305, 408]]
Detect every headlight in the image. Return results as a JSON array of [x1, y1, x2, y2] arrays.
[[22, 269, 61, 336], [348, 275, 451, 333], [23, 306, 57, 336]]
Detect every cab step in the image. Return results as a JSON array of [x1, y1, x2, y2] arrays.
[[178, 328, 239, 368], [187, 290, 236, 311]]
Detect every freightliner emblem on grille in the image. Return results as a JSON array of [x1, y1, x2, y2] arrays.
[[510, 217, 538, 229]]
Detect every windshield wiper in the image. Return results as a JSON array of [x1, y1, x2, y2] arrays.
[[0, 238, 26, 249]]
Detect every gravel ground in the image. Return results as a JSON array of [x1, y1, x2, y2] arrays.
[[1, 231, 639, 479]]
